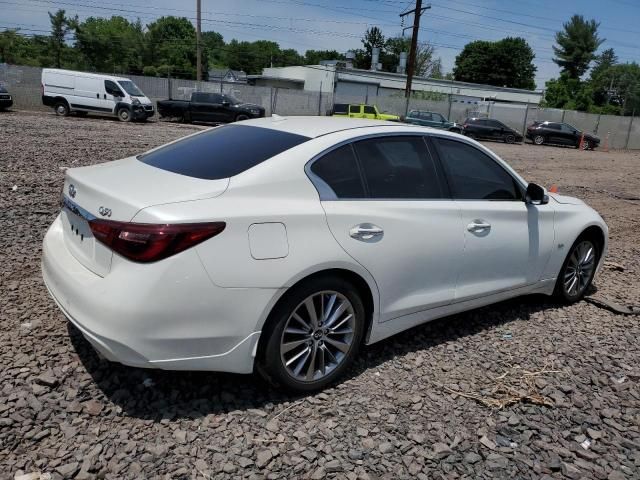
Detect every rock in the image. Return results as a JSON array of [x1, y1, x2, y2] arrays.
[[310, 467, 326, 480], [14, 474, 41, 480], [348, 449, 364, 461], [561, 462, 582, 479], [379, 442, 394, 454], [480, 435, 497, 450], [587, 428, 603, 440], [35, 372, 58, 388], [256, 449, 273, 468], [173, 429, 187, 443], [464, 452, 482, 464], [56, 462, 79, 477], [222, 462, 236, 473], [433, 442, 453, 457], [325, 459, 342, 473], [83, 400, 103, 416], [608, 471, 626, 480]]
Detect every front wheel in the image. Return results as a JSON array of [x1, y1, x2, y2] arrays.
[[235, 113, 250, 122], [54, 101, 69, 117], [117, 107, 131, 122], [533, 135, 545, 145], [258, 277, 365, 392], [581, 140, 592, 150], [554, 237, 599, 303]]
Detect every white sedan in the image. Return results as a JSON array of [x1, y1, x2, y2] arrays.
[[42, 117, 608, 391]]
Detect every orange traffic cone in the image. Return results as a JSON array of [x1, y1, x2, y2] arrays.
[[578, 132, 585, 150], [549, 185, 558, 193], [603, 132, 610, 152]]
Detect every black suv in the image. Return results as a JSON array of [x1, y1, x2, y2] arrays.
[[0, 85, 13, 110], [526, 121, 600, 150], [462, 118, 523, 143]]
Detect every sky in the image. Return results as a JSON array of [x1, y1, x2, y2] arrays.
[[2, 0, 640, 89]]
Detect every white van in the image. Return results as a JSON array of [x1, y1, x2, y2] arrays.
[[42, 69, 154, 121]]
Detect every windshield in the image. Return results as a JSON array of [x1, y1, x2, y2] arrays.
[[0, 86, 7, 93], [118, 80, 144, 97]]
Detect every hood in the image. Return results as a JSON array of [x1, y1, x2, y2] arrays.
[[549, 193, 586, 205], [235, 102, 264, 110]]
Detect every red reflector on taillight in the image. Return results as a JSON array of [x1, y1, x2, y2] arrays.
[[88, 220, 225, 263]]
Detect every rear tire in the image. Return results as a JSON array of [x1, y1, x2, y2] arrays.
[[504, 134, 516, 144], [117, 107, 131, 122], [533, 134, 545, 145], [258, 276, 365, 392], [54, 101, 69, 117], [553, 235, 600, 304]]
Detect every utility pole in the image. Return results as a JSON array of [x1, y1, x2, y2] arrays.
[[196, 0, 202, 81], [400, 1, 430, 114]]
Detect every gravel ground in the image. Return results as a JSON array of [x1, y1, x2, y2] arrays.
[[1, 111, 639, 480]]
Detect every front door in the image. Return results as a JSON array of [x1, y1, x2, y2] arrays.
[[431, 136, 555, 301], [310, 135, 463, 321]]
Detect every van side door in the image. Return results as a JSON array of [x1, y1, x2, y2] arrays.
[[104, 80, 125, 114]]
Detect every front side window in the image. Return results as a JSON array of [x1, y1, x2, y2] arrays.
[[105, 80, 123, 97], [333, 104, 348, 114], [363, 105, 376, 115], [349, 105, 361, 114], [546, 123, 561, 130], [432, 113, 444, 122], [434, 138, 521, 201], [421, 112, 433, 121], [353, 136, 443, 199], [310, 145, 365, 198]]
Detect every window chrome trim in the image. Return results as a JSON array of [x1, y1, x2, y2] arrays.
[[304, 130, 527, 201]]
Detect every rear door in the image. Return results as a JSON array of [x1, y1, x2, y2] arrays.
[[348, 105, 362, 118], [72, 76, 104, 112], [190, 92, 220, 122], [363, 105, 377, 119], [431, 137, 554, 300], [312, 135, 463, 321], [560, 123, 579, 146]]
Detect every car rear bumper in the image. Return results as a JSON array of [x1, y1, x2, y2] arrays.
[[0, 98, 12, 108], [42, 215, 279, 373]]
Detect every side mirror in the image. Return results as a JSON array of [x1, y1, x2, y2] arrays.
[[525, 182, 549, 205], [221, 100, 230, 107]]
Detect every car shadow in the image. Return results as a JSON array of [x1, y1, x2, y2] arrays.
[[68, 294, 559, 421]]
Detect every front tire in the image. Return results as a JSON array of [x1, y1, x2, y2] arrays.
[[54, 101, 69, 117], [258, 276, 365, 392], [235, 113, 250, 122], [554, 236, 599, 304], [117, 107, 131, 122], [533, 134, 545, 145]]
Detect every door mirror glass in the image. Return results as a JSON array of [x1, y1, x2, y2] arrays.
[[525, 182, 549, 205]]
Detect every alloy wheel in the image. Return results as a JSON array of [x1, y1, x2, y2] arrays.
[[280, 291, 355, 382], [563, 240, 596, 297], [534, 135, 544, 145]]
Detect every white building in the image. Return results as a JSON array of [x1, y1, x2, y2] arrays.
[[248, 65, 543, 105]]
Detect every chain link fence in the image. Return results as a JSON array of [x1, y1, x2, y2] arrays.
[[1, 64, 638, 149]]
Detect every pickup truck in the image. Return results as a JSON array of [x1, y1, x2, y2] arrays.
[[331, 103, 400, 121], [157, 92, 265, 123]]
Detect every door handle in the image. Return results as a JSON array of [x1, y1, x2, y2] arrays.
[[349, 223, 384, 241], [466, 220, 491, 233]]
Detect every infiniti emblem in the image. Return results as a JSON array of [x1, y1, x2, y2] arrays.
[[98, 206, 112, 217], [68, 184, 76, 198]]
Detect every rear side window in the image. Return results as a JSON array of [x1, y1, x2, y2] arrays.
[[354, 136, 443, 199], [139, 125, 310, 180], [434, 138, 521, 200], [363, 105, 376, 115], [310, 145, 365, 198], [349, 105, 360, 114], [333, 104, 348, 114]]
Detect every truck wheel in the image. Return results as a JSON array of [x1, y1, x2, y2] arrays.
[[54, 101, 69, 117], [117, 107, 131, 122], [235, 114, 250, 122]]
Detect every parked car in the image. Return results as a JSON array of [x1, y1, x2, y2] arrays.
[[157, 92, 265, 124], [42, 69, 154, 121], [527, 121, 600, 150], [42, 117, 608, 392], [332, 103, 400, 121], [462, 118, 523, 143], [0, 85, 13, 110], [405, 110, 461, 132]]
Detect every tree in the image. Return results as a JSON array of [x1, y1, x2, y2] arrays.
[[48, 9, 77, 68], [201, 31, 225, 68], [354, 26, 385, 69], [553, 15, 603, 79], [145, 16, 197, 78], [453, 37, 536, 90], [75, 16, 144, 74], [303, 49, 345, 65]]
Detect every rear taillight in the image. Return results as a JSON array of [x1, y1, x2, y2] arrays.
[[89, 220, 225, 263], [462, 123, 468, 128]]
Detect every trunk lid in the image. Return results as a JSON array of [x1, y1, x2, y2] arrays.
[[61, 156, 229, 276]]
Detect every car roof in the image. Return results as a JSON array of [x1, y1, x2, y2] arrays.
[[238, 116, 414, 138]]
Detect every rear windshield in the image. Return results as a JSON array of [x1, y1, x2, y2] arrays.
[[138, 125, 310, 180]]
